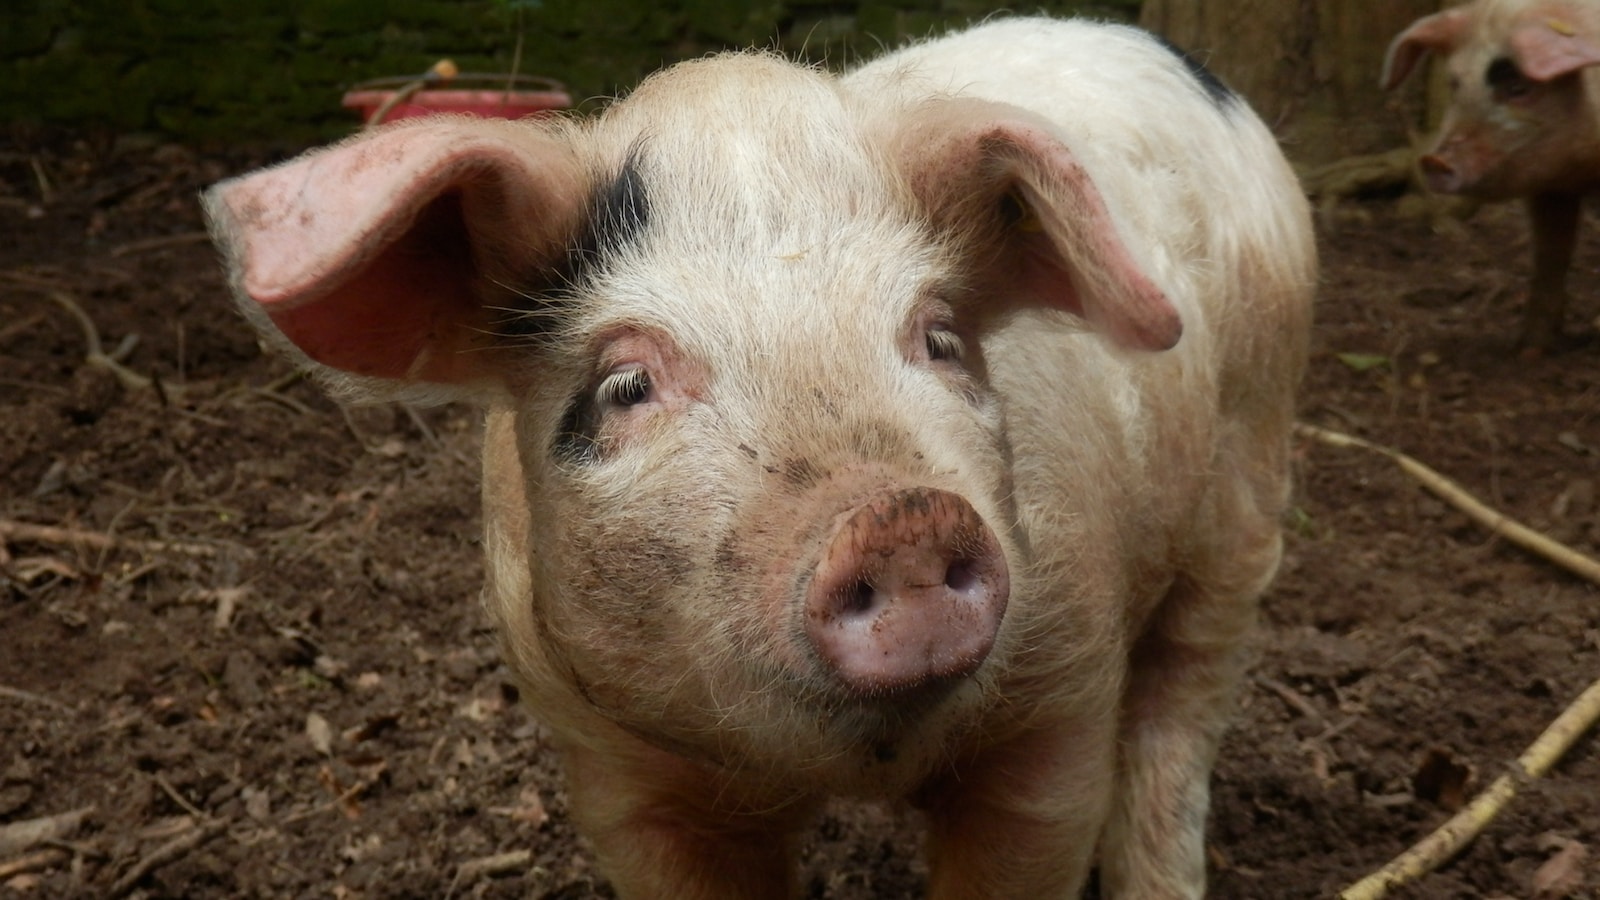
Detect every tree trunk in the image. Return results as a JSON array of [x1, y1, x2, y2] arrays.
[[1140, 0, 1444, 166]]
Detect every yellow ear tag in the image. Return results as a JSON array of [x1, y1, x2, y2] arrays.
[[1548, 17, 1577, 36], [1008, 189, 1044, 233]]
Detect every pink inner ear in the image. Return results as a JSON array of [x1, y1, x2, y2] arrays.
[[268, 192, 481, 381], [1000, 136, 1183, 353], [1382, 9, 1470, 90], [1510, 19, 1600, 81], [893, 99, 1181, 353], [206, 118, 584, 385]]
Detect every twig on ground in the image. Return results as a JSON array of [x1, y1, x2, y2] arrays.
[[281, 764, 386, 825], [152, 774, 207, 821], [46, 290, 152, 392], [1295, 423, 1600, 585], [109, 231, 210, 258], [400, 403, 441, 449], [0, 269, 75, 291], [0, 519, 238, 559], [0, 806, 94, 857], [106, 818, 227, 898], [0, 684, 73, 712], [0, 848, 69, 881], [1253, 674, 1325, 729], [1339, 676, 1600, 900], [30, 156, 54, 204], [0, 311, 45, 345], [252, 384, 319, 417], [0, 376, 70, 398], [446, 850, 533, 899]]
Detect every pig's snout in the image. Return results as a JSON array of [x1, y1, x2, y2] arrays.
[[1418, 153, 1464, 194], [804, 488, 1009, 697]]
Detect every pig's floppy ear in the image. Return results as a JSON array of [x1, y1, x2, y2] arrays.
[[1382, 9, 1470, 90], [204, 117, 587, 397], [1509, 10, 1600, 81], [894, 99, 1181, 352]]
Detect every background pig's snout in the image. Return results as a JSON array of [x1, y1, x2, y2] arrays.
[[804, 488, 1009, 697], [1418, 153, 1463, 194]]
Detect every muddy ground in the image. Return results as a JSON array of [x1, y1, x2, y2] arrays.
[[1, 129, 1597, 900]]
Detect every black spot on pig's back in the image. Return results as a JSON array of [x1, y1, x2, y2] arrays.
[[1145, 31, 1238, 109]]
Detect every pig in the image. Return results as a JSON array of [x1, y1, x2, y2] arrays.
[[1383, 0, 1600, 352], [204, 15, 1313, 899]]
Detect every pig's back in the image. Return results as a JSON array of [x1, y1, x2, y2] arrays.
[[845, 16, 1312, 356], [848, 17, 1314, 628]]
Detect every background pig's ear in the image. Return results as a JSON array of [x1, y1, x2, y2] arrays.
[[1509, 12, 1600, 81], [894, 99, 1180, 352], [1381, 9, 1470, 89], [205, 117, 587, 399]]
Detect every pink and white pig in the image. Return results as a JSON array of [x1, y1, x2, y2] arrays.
[[1384, 0, 1600, 351], [205, 16, 1314, 900]]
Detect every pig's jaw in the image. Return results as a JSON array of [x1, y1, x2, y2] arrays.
[[586, 666, 998, 796]]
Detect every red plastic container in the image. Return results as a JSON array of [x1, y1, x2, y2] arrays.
[[342, 73, 571, 125]]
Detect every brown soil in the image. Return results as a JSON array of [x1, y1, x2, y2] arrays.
[[2, 131, 1598, 900]]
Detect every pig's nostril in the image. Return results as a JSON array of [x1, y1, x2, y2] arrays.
[[842, 580, 877, 617], [944, 559, 978, 594], [804, 488, 1009, 697], [1418, 154, 1454, 175]]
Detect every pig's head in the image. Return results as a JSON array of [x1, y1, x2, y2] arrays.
[[1383, 0, 1600, 198], [206, 53, 1178, 794]]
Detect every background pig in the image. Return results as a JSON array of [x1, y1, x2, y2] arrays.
[[1384, 0, 1600, 351], [204, 15, 1313, 900]]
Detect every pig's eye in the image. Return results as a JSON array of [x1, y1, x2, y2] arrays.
[[1486, 57, 1533, 101], [925, 325, 965, 362], [596, 366, 652, 408]]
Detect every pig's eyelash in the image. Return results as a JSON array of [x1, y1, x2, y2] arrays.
[[596, 367, 652, 407], [925, 327, 965, 362]]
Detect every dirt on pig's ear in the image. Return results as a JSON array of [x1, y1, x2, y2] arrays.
[[1509, 12, 1600, 82], [204, 117, 592, 403], [887, 97, 1181, 353]]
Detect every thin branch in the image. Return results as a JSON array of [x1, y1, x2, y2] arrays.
[[0, 848, 69, 881], [0, 311, 45, 345], [0, 519, 240, 559], [109, 231, 210, 258], [0, 684, 73, 712], [446, 849, 533, 899], [1253, 674, 1326, 729], [107, 819, 227, 898], [45, 290, 152, 392], [1339, 677, 1600, 899], [1296, 423, 1600, 585], [153, 774, 207, 821], [0, 806, 94, 857]]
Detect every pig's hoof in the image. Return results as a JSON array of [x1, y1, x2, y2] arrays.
[[805, 488, 1008, 697]]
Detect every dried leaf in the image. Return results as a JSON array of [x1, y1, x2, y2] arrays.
[[487, 787, 549, 827], [0, 806, 92, 856], [211, 586, 248, 631], [342, 712, 401, 744], [1336, 352, 1390, 372], [1412, 746, 1476, 811], [306, 711, 333, 756], [1533, 838, 1587, 897], [242, 786, 271, 822]]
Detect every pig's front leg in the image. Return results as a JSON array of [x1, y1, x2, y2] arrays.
[[1097, 577, 1263, 899], [561, 739, 812, 900], [1521, 191, 1582, 353], [921, 710, 1118, 899]]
